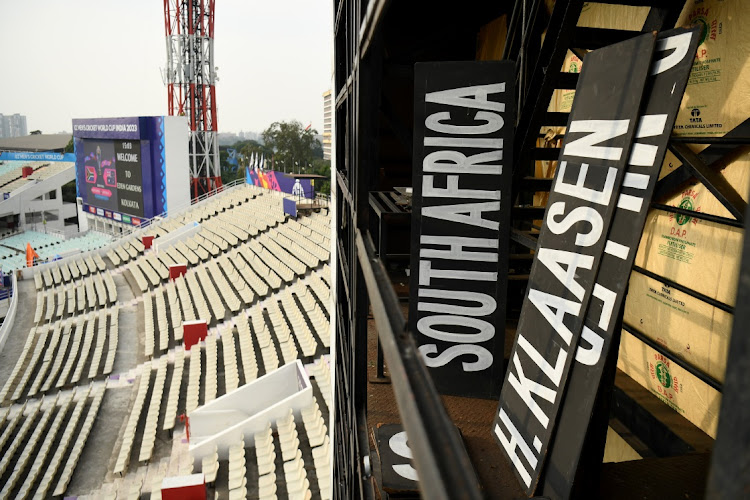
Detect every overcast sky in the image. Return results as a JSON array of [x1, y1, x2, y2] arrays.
[[0, 0, 333, 135]]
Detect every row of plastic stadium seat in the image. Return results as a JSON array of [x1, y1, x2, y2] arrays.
[[142, 185, 262, 241], [235, 319, 259, 383], [238, 245, 282, 291], [6, 231, 111, 258], [191, 393, 330, 500], [250, 309, 281, 373], [186, 271, 212, 324], [186, 344, 202, 414], [34, 253, 108, 290], [2, 230, 63, 251], [0, 385, 104, 499], [174, 277, 194, 334], [260, 234, 310, 277], [301, 212, 332, 238], [119, 315, 320, 468], [319, 263, 332, 287], [163, 349, 184, 432], [312, 359, 333, 411], [208, 259, 245, 311], [0, 162, 75, 193], [219, 251, 265, 301], [270, 229, 325, 270], [278, 220, 331, 262], [41, 232, 113, 258], [0, 162, 73, 194], [139, 356, 168, 463], [114, 362, 152, 475], [0, 308, 118, 404], [139, 257, 330, 367], [280, 290, 323, 357], [144, 291, 168, 358], [221, 324, 240, 392], [227, 439, 247, 498], [109, 266, 331, 475], [205, 335, 218, 403], [143, 189, 285, 255], [197, 265, 227, 321], [34, 271, 117, 323], [122, 191, 328, 298], [265, 301, 305, 361], [0, 160, 29, 177], [0, 161, 42, 191], [249, 238, 295, 283], [106, 238, 145, 267], [0, 244, 20, 260]]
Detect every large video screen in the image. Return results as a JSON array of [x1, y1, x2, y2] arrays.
[[82, 139, 144, 217]]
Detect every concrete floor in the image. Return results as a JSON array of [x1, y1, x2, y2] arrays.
[[0, 270, 147, 497], [66, 383, 134, 495], [0, 278, 38, 389], [65, 271, 142, 495]]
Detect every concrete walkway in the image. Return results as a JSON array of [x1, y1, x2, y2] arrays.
[[0, 277, 37, 389]]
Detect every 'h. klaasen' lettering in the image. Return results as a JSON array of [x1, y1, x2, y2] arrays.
[[416, 83, 506, 373], [495, 29, 698, 495], [496, 117, 629, 487], [497, 114, 671, 488]]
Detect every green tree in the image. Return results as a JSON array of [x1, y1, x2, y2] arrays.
[[64, 137, 74, 153], [262, 120, 319, 173], [235, 139, 272, 169], [61, 180, 77, 203], [312, 139, 324, 160], [312, 158, 331, 196]]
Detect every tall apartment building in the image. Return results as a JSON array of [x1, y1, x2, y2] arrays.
[[0, 114, 28, 139], [322, 90, 332, 160]]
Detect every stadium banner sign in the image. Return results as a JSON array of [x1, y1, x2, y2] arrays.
[[283, 197, 298, 217], [409, 60, 515, 399], [0, 152, 75, 162], [246, 168, 313, 198], [541, 26, 702, 499], [73, 116, 178, 221], [81, 204, 143, 226], [72, 117, 140, 140], [493, 32, 657, 495]]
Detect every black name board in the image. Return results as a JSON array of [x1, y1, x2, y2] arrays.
[[493, 33, 657, 495], [541, 27, 701, 499], [373, 424, 421, 496], [410, 61, 514, 399]]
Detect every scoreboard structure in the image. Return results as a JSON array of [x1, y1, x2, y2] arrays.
[[72, 116, 189, 231]]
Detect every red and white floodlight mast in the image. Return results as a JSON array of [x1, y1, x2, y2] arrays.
[[164, 0, 221, 199]]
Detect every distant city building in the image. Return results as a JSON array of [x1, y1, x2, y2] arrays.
[[322, 90, 332, 160], [0, 114, 28, 139]]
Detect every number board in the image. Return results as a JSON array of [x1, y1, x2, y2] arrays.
[[409, 60, 515, 399], [493, 32, 657, 495]]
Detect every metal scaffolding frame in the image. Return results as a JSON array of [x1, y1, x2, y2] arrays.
[[163, 0, 222, 199], [333, 0, 750, 497]]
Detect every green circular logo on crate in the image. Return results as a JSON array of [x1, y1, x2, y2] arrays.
[[692, 16, 710, 46], [675, 197, 694, 226], [656, 361, 672, 388]]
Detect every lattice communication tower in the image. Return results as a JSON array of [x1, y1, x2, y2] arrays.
[[164, 0, 221, 198]]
